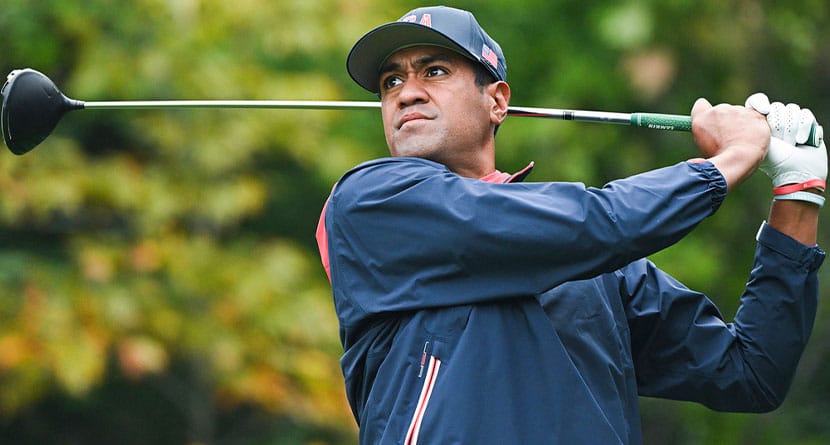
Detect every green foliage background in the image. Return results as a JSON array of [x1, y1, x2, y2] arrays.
[[1, 0, 829, 443]]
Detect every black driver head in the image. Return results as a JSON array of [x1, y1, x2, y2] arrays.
[[1, 68, 84, 155]]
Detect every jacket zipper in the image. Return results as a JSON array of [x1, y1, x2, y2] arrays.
[[405, 342, 441, 445]]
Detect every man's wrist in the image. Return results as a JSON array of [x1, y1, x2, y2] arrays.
[[706, 144, 766, 191], [767, 199, 820, 246]]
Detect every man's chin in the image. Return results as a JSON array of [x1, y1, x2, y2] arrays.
[[389, 136, 443, 159]]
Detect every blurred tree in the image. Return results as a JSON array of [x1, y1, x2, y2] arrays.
[[0, 0, 828, 444]]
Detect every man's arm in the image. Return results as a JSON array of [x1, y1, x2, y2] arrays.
[[630, 223, 825, 411], [634, 95, 826, 410], [325, 157, 726, 317]]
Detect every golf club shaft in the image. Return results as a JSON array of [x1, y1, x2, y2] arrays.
[[83, 100, 383, 111], [82, 100, 691, 131], [83, 99, 649, 123], [78, 100, 821, 145]]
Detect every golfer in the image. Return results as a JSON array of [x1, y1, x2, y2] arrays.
[[317, 6, 826, 444]]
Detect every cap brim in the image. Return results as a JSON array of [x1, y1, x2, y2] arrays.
[[347, 22, 472, 94]]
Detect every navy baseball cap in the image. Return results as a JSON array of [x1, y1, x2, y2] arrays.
[[347, 6, 507, 94]]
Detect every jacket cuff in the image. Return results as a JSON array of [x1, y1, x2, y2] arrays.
[[685, 160, 727, 213], [756, 221, 826, 271]]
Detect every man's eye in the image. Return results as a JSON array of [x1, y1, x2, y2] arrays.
[[425, 67, 447, 77], [382, 75, 403, 90]]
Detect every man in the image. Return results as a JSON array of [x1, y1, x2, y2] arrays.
[[316, 6, 826, 444]]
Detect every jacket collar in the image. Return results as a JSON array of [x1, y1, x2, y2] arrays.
[[478, 161, 535, 184]]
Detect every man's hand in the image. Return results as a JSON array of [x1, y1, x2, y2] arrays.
[[745, 93, 827, 192], [690, 98, 769, 190], [745, 93, 825, 245]]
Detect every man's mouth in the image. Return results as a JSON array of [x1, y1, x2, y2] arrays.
[[397, 112, 430, 129]]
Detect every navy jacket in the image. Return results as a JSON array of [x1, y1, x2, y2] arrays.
[[317, 157, 824, 444]]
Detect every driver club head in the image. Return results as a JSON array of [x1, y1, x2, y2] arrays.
[[1, 68, 84, 155]]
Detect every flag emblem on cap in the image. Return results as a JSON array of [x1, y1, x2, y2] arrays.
[[482, 44, 498, 69]]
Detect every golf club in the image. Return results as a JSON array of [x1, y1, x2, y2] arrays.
[[1, 68, 822, 155]]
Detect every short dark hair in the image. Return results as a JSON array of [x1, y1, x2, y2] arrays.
[[473, 62, 497, 91]]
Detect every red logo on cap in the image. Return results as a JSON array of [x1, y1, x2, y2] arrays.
[[400, 13, 432, 27], [482, 44, 498, 69]]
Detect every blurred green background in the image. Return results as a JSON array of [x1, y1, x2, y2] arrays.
[[1, 0, 829, 444]]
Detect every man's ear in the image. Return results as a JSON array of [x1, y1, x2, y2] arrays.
[[489, 81, 511, 125]]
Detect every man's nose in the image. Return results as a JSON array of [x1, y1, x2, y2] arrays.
[[397, 76, 429, 108]]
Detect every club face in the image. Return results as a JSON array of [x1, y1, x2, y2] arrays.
[[1, 69, 77, 155]]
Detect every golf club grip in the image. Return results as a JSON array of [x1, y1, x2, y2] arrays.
[[632, 112, 823, 147], [630, 113, 691, 132]]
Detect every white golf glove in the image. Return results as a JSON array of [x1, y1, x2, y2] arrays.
[[745, 93, 826, 207]]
